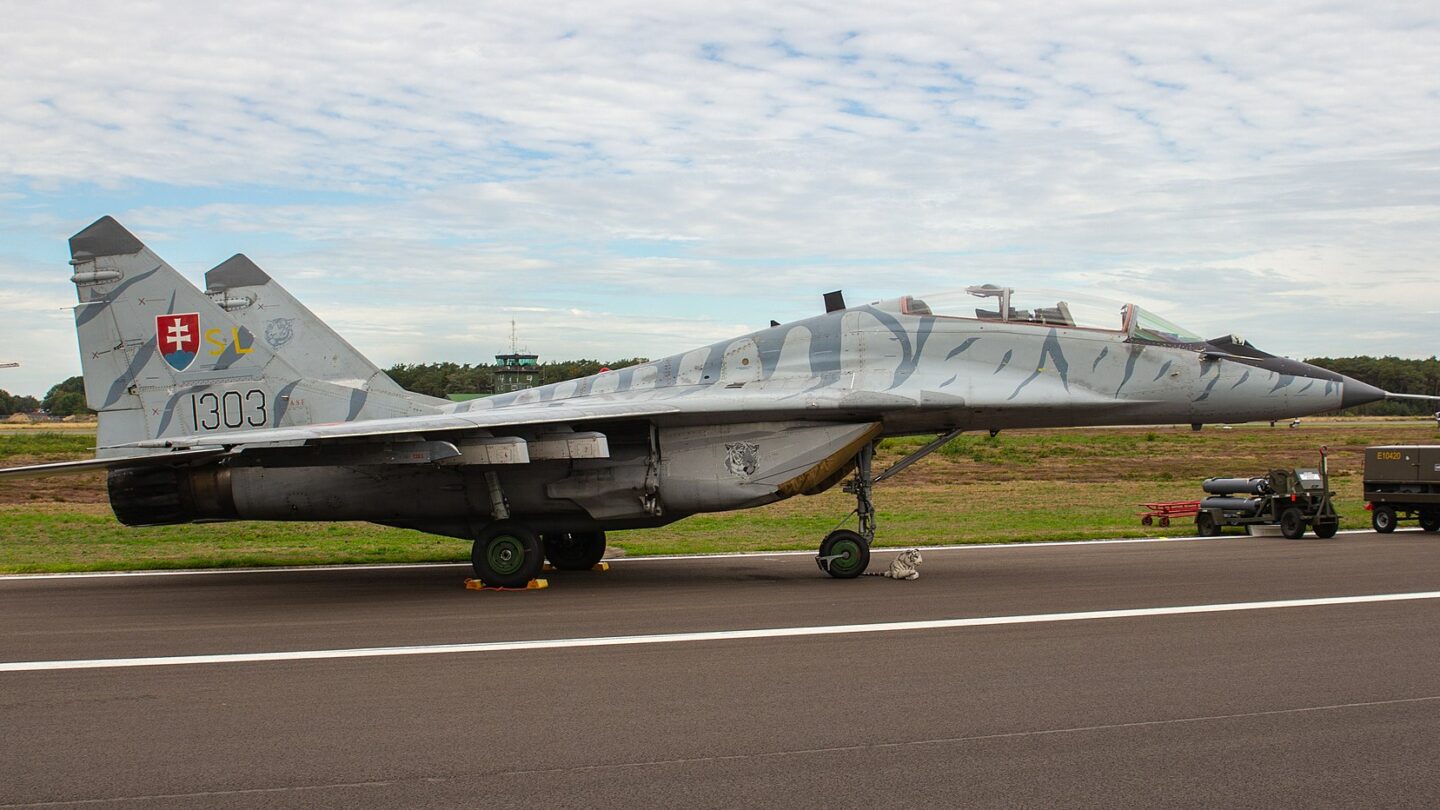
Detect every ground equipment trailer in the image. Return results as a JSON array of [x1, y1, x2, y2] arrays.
[[1365, 446, 1440, 533], [1139, 500, 1201, 527], [1193, 450, 1339, 539]]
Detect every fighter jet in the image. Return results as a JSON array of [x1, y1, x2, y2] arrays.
[[1, 216, 1421, 585]]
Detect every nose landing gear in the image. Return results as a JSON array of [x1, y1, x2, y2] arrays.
[[816, 430, 962, 579]]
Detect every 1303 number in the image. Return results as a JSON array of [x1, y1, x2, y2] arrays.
[[190, 390, 268, 431]]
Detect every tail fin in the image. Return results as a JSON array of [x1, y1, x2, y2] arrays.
[[203, 254, 446, 406], [68, 216, 439, 454]]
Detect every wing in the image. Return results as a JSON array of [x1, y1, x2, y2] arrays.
[[112, 398, 688, 449]]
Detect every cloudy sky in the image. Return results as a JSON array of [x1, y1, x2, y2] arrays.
[[2, 0, 1437, 397]]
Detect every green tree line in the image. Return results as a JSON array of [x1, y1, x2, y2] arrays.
[[0, 390, 41, 416], [2, 376, 85, 417], [384, 358, 650, 399], [1306, 356, 1440, 416]]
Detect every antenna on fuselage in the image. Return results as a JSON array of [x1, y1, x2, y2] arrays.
[[823, 291, 846, 313]]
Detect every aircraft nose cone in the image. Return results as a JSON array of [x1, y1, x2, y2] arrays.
[[1340, 375, 1386, 409]]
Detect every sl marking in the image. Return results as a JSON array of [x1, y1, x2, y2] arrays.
[[205, 327, 255, 357]]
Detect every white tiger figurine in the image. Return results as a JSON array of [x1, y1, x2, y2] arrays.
[[865, 549, 923, 580]]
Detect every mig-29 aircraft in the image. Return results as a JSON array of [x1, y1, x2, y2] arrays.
[[0, 216, 1419, 586]]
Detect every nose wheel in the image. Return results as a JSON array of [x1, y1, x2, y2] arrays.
[[817, 529, 870, 578]]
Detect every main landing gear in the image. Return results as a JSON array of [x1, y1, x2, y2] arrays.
[[470, 525, 610, 587], [471, 471, 608, 587], [817, 430, 962, 579], [472, 520, 544, 588]]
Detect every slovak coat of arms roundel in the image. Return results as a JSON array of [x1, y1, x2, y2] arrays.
[[156, 313, 201, 372]]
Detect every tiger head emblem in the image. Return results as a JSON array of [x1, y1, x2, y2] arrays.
[[724, 441, 759, 479]]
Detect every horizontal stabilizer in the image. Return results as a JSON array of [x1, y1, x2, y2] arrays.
[[0, 448, 225, 480]]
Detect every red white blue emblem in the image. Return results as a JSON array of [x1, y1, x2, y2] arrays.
[[157, 313, 200, 372]]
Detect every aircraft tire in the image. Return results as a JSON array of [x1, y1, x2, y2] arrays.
[[1420, 510, 1440, 533], [818, 530, 870, 579], [544, 531, 607, 570], [1372, 505, 1397, 534], [473, 520, 544, 588], [1279, 508, 1306, 539], [1195, 512, 1221, 537], [1313, 518, 1340, 539]]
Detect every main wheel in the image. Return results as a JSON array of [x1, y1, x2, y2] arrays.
[[1195, 512, 1221, 537], [1372, 505, 1397, 534], [472, 520, 544, 588], [817, 529, 870, 579], [1420, 510, 1440, 533], [1279, 508, 1306, 539], [1313, 518, 1340, 539], [543, 531, 607, 570]]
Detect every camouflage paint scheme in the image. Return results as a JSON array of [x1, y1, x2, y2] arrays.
[[0, 216, 1393, 580]]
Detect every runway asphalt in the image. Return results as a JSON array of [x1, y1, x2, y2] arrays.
[[4, 530, 1440, 808]]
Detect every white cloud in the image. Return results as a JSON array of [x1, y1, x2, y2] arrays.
[[0, 0, 1438, 397]]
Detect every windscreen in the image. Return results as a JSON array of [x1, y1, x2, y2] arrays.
[[1128, 306, 1206, 344]]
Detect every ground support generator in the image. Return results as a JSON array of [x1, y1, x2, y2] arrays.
[[1364, 446, 1440, 534], [1193, 450, 1339, 539]]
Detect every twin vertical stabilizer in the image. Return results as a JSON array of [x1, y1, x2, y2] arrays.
[[67, 216, 438, 454]]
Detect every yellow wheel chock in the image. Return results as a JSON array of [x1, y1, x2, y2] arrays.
[[464, 577, 549, 591]]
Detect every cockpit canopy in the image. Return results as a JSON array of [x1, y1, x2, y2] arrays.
[[897, 285, 1206, 345]]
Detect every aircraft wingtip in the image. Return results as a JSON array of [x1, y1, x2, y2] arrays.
[[69, 215, 145, 261], [206, 253, 271, 290]]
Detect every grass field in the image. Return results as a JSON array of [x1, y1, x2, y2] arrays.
[[2, 419, 1436, 573]]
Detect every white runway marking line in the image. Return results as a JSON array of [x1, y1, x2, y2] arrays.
[[4, 590, 1440, 673]]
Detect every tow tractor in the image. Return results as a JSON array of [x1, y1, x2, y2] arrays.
[[1142, 449, 1340, 538]]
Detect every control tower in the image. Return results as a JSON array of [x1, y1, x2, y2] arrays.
[[493, 321, 540, 394]]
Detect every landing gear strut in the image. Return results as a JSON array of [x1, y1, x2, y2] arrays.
[[816, 430, 962, 579]]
